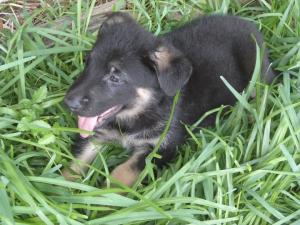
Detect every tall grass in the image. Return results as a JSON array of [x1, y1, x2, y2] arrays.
[[0, 0, 300, 224]]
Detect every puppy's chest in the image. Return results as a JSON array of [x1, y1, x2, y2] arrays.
[[94, 127, 161, 150]]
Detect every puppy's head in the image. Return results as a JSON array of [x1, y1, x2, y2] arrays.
[[64, 12, 192, 136]]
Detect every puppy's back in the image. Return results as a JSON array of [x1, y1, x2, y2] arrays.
[[164, 15, 274, 85], [163, 15, 275, 125]]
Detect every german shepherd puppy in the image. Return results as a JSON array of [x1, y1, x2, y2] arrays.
[[63, 12, 274, 186]]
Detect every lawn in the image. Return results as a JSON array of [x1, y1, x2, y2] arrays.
[[0, 0, 300, 224]]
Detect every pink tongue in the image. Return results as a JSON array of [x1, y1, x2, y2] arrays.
[[77, 106, 121, 138], [78, 116, 100, 138]]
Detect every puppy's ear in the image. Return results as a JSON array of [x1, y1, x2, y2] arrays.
[[149, 43, 192, 96]]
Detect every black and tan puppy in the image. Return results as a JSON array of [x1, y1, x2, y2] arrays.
[[63, 12, 274, 186]]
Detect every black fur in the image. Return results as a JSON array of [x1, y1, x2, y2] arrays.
[[64, 12, 274, 182]]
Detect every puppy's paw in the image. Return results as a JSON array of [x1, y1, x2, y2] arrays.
[[110, 157, 141, 187], [62, 168, 80, 181]]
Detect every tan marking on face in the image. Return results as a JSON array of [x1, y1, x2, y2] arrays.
[[110, 153, 142, 187], [116, 88, 153, 121]]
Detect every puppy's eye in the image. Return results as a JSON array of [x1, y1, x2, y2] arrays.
[[110, 66, 119, 74], [109, 75, 120, 83], [107, 66, 123, 84]]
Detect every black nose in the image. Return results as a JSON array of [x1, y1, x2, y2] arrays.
[[64, 95, 89, 112]]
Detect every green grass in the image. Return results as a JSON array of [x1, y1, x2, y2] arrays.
[[0, 0, 300, 224]]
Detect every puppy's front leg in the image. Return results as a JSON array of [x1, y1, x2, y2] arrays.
[[63, 137, 98, 181], [110, 150, 148, 187]]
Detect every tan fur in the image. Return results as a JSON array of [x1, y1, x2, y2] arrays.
[[95, 128, 121, 142], [106, 15, 125, 26], [152, 46, 172, 71], [110, 153, 142, 186], [122, 134, 160, 149], [62, 142, 98, 181], [116, 88, 153, 121], [63, 88, 157, 182]]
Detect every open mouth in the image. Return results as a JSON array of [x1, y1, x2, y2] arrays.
[[78, 105, 123, 138]]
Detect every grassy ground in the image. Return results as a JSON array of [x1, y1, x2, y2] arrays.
[[0, 0, 300, 224]]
